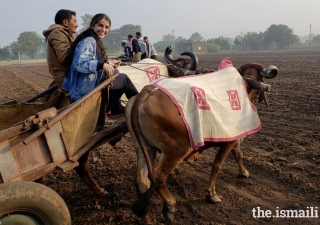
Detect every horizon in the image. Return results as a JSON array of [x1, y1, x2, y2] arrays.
[[0, 0, 319, 47]]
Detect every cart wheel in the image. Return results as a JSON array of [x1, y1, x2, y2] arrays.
[[0, 181, 71, 225]]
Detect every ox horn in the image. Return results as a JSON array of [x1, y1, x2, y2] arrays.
[[244, 78, 271, 108], [164, 45, 199, 71], [180, 52, 198, 70], [164, 45, 178, 64], [260, 65, 278, 79], [244, 78, 271, 92]]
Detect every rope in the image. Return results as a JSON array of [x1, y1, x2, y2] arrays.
[[127, 64, 168, 78]]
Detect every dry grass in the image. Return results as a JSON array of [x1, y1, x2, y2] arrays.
[[0, 59, 47, 66]]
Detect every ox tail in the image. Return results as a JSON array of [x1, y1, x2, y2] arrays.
[[130, 85, 156, 218]]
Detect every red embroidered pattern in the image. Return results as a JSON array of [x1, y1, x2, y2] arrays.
[[227, 90, 241, 110], [145, 66, 160, 82], [191, 86, 211, 110]]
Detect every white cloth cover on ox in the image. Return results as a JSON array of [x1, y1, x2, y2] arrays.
[[150, 58, 261, 150], [118, 59, 169, 102]]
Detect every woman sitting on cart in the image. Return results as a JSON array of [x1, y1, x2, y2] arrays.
[[62, 13, 138, 116]]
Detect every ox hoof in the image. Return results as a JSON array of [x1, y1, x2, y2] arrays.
[[238, 170, 249, 178], [146, 220, 164, 225], [97, 188, 108, 195], [162, 205, 175, 223], [208, 194, 222, 203]]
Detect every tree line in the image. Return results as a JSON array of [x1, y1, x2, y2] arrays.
[[1, 14, 319, 60]]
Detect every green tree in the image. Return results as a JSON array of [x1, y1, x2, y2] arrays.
[[208, 37, 230, 50], [313, 34, 320, 46], [102, 24, 141, 53], [188, 32, 204, 42], [14, 31, 43, 59], [234, 35, 242, 49], [313, 34, 320, 42], [78, 14, 93, 33], [242, 32, 264, 50], [9, 42, 20, 59], [156, 34, 175, 52], [207, 42, 220, 53], [0, 46, 12, 60], [175, 36, 188, 52], [118, 24, 142, 39], [162, 34, 174, 42], [264, 24, 299, 49]]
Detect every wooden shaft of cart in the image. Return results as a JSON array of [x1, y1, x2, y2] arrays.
[[24, 84, 59, 103], [22, 74, 119, 145]]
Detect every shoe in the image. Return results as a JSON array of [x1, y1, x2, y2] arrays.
[[111, 113, 125, 119], [105, 114, 115, 127]]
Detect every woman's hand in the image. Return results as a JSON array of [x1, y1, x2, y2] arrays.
[[109, 59, 121, 68], [103, 63, 114, 77]]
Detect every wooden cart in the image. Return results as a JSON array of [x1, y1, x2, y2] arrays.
[[0, 76, 128, 225]]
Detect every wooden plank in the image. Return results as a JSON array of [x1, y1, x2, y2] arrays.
[[0, 139, 20, 183], [57, 160, 79, 172]]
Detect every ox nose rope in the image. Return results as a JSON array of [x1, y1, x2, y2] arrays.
[[127, 64, 168, 78]]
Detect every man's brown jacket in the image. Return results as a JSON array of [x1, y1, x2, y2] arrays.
[[43, 24, 74, 87]]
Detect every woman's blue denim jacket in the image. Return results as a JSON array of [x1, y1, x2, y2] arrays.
[[62, 37, 102, 100]]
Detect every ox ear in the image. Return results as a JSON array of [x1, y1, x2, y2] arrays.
[[260, 65, 278, 79]]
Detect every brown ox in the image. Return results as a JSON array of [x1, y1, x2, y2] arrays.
[[125, 63, 278, 224]]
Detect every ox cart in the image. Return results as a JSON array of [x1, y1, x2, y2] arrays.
[[0, 59, 169, 225]]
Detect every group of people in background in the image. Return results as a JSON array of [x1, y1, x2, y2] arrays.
[[119, 32, 157, 62]]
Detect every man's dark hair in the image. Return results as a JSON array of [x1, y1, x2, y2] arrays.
[[128, 34, 133, 38], [54, 9, 76, 24], [136, 32, 141, 36]]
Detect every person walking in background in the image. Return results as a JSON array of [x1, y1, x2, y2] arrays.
[[43, 9, 78, 88], [62, 14, 138, 115], [128, 34, 141, 62], [136, 32, 147, 59], [143, 36, 158, 60]]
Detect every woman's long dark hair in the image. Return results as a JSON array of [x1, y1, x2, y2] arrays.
[[64, 13, 111, 69]]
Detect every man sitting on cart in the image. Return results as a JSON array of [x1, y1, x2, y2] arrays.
[[43, 9, 78, 89], [116, 42, 132, 62]]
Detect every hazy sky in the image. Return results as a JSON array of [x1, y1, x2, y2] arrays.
[[0, 0, 319, 46]]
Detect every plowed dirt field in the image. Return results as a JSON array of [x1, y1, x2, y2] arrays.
[[0, 49, 319, 225]]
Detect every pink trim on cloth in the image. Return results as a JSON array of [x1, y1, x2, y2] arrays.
[[151, 58, 261, 150]]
